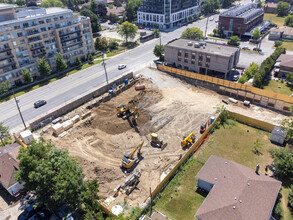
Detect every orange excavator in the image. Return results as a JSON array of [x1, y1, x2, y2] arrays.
[[200, 122, 208, 134]]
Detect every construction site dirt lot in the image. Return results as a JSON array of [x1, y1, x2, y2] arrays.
[[44, 68, 289, 209]]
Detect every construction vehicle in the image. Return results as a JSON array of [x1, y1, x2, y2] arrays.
[[114, 169, 141, 196], [200, 122, 209, 134], [121, 141, 144, 170], [151, 133, 163, 148], [181, 132, 196, 148], [116, 104, 140, 126]]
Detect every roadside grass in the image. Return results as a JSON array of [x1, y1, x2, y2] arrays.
[[281, 187, 293, 220], [264, 13, 286, 26], [241, 49, 260, 53], [107, 47, 127, 57], [282, 40, 293, 51], [208, 36, 228, 42], [0, 59, 105, 103], [153, 122, 280, 220], [263, 80, 293, 96]]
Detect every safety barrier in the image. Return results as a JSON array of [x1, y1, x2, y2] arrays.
[[158, 65, 293, 104], [228, 111, 276, 132], [151, 114, 219, 199]]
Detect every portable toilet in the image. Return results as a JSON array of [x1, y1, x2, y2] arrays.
[[270, 126, 287, 146], [20, 130, 33, 145]]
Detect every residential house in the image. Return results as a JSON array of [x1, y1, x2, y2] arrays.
[[275, 54, 293, 77], [264, 3, 278, 14], [269, 26, 293, 40], [195, 155, 281, 220]]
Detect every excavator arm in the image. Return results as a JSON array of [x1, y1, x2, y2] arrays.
[[129, 141, 144, 158]]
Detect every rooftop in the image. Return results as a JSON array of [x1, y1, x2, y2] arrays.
[[195, 155, 281, 220], [0, 3, 14, 10], [277, 53, 293, 68], [0, 153, 19, 189], [220, 3, 262, 19], [165, 38, 239, 57], [270, 26, 293, 36]]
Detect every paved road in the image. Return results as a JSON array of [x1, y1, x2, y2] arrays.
[[0, 9, 258, 132]]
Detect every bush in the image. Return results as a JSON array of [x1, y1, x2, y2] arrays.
[[275, 40, 283, 47], [109, 40, 119, 50], [238, 75, 247, 84], [289, 185, 293, 209]]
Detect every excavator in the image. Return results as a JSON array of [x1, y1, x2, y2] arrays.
[[151, 133, 163, 148], [181, 132, 196, 148], [200, 122, 208, 134], [116, 104, 140, 126], [121, 141, 144, 170]]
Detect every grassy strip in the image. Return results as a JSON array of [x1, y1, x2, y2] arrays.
[[153, 122, 280, 219], [263, 79, 293, 96], [264, 13, 286, 26], [282, 40, 293, 51], [107, 47, 128, 57], [240, 49, 260, 53], [0, 59, 105, 103]]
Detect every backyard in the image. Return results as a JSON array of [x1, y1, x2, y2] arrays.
[[263, 79, 293, 96], [264, 13, 286, 26], [152, 121, 292, 220]]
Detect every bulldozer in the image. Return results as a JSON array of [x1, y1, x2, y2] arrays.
[[181, 132, 196, 148], [121, 141, 144, 170], [116, 104, 140, 126], [151, 133, 163, 148]]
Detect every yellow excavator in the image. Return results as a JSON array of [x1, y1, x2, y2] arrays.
[[151, 133, 163, 148], [116, 104, 140, 126], [181, 132, 196, 148], [121, 141, 144, 170]]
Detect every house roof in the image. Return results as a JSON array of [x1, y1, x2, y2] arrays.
[[270, 26, 293, 36], [195, 155, 281, 220], [0, 142, 21, 159], [107, 6, 124, 16], [276, 54, 293, 69], [265, 2, 277, 8], [0, 153, 19, 189]]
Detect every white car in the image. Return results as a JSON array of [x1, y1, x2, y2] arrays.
[[209, 17, 214, 21], [118, 64, 126, 70]]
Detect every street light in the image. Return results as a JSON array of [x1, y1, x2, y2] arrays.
[[102, 51, 109, 85], [12, 89, 27, 129]]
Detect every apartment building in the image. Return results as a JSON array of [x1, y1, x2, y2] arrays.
[[0, 4, 94, 86], [164, 38, 240, 79], [219, 3, 264, 37], [137, 0, 200, 30]]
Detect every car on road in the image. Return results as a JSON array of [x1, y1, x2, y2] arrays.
[[253, 47, 262, 52], [215, 20, 219, 23], [233, 75, 240, 81], [242, 46, 250, 50], [209, 17, 214, 21], [222, 42, 228, 45], [34, 100, 47, 108], [118, 64, 126, 70]]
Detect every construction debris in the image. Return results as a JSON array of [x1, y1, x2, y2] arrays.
[[114, 169, 141, 196]]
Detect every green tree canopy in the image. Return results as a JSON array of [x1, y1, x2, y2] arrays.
[[0, 122, 10, 146], [253, 28, 261, 40], [113, 0, 122, 7], [109, 13, 119, 23], [109, 40, 119, 50], [284, 15, 293, 27], [116, 21, 138, 43], [41, 0, 64, 8], [97, 3, 107, 17], [274, 40, 283, 47], [38, 57, 51, 77], [90, 0, 98, 13], [95, 37, 108, 51], [16, 0, 26, 6], [181, 27, 204, 40], [153, 44, 164, 61], [0, 81, 10, 95], [88, 54, 93, 63], [75, 57, 82, 67], [277, 1, 290, 16], [228, 35, 240, 46], [54, 52, 67, 72], [269, 148, 293, 179], [124, 0, 143, 22], [22, 69, 33, 84], [201, 0, 220, 14], [80, 7, 101, 33], [289, 185, 293, 208]]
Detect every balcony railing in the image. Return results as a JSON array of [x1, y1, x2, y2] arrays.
[[59, 29, 81, 37], [0, 54, 14, 62], [60, 35, 82, 43]]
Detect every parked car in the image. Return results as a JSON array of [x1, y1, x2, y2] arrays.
[[222, 42, 228, 45], [138, 26, 143, 29], [118, 64, 126, 70], [215, 20, 219, 23], [233, 75, 240, 81], [242, 46, 250, 50], [34, 100, 47, 108], [209, 17, 214, 21], [253, 47, 262, 52]]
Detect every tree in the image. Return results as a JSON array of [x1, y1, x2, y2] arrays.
[[38, 57, 51, 77], [221, 0, 233, 8], [0, 81, 10, 95], [286, 72, 293, 87], [0, 122, 10, 146], [75, 57, 82, 68], [97, 3, 107, 17], [153, 44, 164, 61], [269, 148, 293, 179], [80, 7, 101, 33], [285, 15, 293, 27], [41, 0, 64, 8], [251, 138, 263, 155], [109, 40, 119, 50], [113, 0, 122, 7], [82, 180, 101, 219], [257, 1, 263, 8], [181, 27, 204, 40], [153, 29, 159, 37], [94, 37, 108, 51], [201, 0, 220, 15], [109, 13, 119, 24], [277, 1, 290, 17], [275, 40, 283, 47], [54, 52, 67, 72], [16, 138, 87, 210], [253, 28, 261, 40], [16, 0, 26, 6], [116, 21, 138, 43], [289, 185, 293, 209], [88, 54, 93, 64], [228, 35, 240, 46], [238, 75, 247, 84], [22, 69, 33, 84], [124, 0, 143, 22], [281, 105, 293, 141], [90, 0, 98, 13]]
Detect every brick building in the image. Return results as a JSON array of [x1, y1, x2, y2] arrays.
[[219, 3, 264, 37]]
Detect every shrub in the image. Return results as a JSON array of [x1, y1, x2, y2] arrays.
[[238, 75, 247, 84], [275, 40, 283, 47]]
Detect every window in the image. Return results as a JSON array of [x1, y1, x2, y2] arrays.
[[17, 32, 23, 37], [23, 23, 29, 28], [191, 53, 196, 64], [41, 27, 46, 32], [198, 53, 203, 66], [206, 55, 210, 67], [46, 18, 51, 23], [178, 50, 182, 61], [39, 20, 44, 24], [184, 52, 189, 63]]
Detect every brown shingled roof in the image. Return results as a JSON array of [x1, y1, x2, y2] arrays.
[[277, 54, 293, 69], [195, 155, 281, 220], [0, 153, 19, 189]]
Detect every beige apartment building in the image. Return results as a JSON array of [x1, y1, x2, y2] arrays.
[[164, 38, 240, 79], [0, 3, 94, 86]]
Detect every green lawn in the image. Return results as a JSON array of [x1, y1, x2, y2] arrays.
[[263, 80, 293, 96], [264, 13, 286, 26], [0, 59, 105, 103], [107, 47, 127, 57], [153, 122, 282, 220], [282, 40, 293, 51], [281, 187, 293, 220]]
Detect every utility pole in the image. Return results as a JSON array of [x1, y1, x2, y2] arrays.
[[204, 15, 209, 39], [102, 52, 109, 85], [12, 89, 26, 129]]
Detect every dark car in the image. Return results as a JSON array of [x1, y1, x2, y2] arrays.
[[253, 47, 262, 52], [34, 100, 47, 108]]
